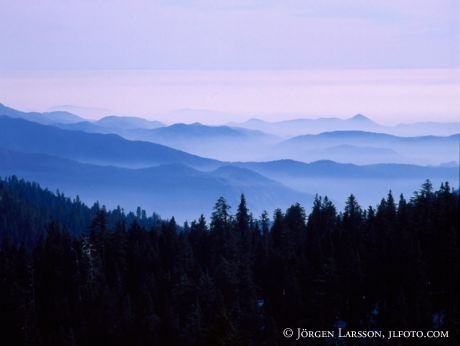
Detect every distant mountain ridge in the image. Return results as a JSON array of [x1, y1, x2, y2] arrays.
[[122, 122, 279, 161], [1, 103, 458, 164], [149, 122, 265, 138], [0, 116, 220, 169], [233, 159, 459, 209], [3, 103, 458, 137], [230, 114, 381, 137], [235, 159, 458, 180], [95, 115, 164, 130], [274, 130, 459, 165], [0, 148, 312, 222], [0, 103, 458, 218], [0, 103, 85, 125], [231, 114, 459, 137], [1, 146, 457, 221]]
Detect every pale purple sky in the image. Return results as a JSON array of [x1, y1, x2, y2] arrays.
[[0, 0, 459, 124]]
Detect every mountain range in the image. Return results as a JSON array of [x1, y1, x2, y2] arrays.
[[0, 103, 85, 125], [2, 103, 458, 164], [0, 148, 312, 221], [230, 114, 460, 137], [274, 131, 459, 165], [0, 103, 458, 221], [0, 116, 219, 170]]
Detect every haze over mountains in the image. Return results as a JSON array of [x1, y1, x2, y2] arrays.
[[0, 148, 312, 221], [230, 113, 460, 137], [2, 103, 458, 164], [275, 131, 459, 165], [0, 116, 218, 170], [0, 103, 458, 222]]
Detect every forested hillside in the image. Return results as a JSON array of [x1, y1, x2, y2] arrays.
[[0, 177, 459, 345]]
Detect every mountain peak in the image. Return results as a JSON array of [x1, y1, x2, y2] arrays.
[[350, 114, 372, 122]]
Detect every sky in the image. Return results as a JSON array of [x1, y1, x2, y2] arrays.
[[0, 0, 459, 124]]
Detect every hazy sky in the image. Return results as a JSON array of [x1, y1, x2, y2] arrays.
[[0, 0, 459, 123]]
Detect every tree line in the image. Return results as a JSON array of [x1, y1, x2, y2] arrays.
[[0, 176, 459, 345]]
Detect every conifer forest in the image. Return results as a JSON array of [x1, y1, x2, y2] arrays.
[[0, 176, 458, 345]]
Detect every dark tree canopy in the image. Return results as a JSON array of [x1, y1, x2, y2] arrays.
[[0, 177, 459, 345]]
